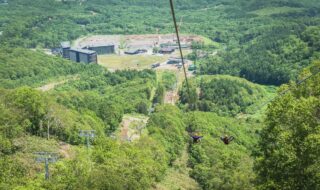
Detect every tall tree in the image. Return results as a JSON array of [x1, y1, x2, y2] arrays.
[[255, 61, 320, 190]]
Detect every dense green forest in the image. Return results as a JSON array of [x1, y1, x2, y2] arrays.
[[0, 48, 87, 88], [1, 0, 320, 85], [179, 75, 275, 116], [0, 0, 320, 189]]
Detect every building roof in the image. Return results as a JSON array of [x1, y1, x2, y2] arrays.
[[169, 57, 182, 61], [81, 41, 115, 49], [160, 43, 189, 49], [125, 49, 147, 54], [60, 41, 71, 48], [160, 47, 175, 52], [69, 48, 96, 55], [125, 50, 139, 54]]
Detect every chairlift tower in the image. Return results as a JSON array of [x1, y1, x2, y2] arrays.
[[79, 130, 96, 148], [34, 152, 58, 180], [136, 125, 144, 136], [148, 107, 155, 115]]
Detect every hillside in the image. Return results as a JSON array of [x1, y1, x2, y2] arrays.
[[0, 0, 320, 190], [255, 61, 320, 189], [179, 75, 276, 116], [0, 47, 263, 189], [0, 48, 86, 88]]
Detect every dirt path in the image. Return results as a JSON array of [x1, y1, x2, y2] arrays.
[[164, 90, 179, 105], [36, 80, 68, 91], [153, 145, 200, 190], [59, 142, 74, 159], [36, 75, 78, 92], [162, 62, 194, 105]]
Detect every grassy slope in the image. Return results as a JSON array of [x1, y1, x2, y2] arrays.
[[250, 7, 306, 16], [0, 48, 86, 89], [99, 55, 168, 70], [196, 75, 277, 116], [187, 111, 260, 189], [154, 145, 200, 190]]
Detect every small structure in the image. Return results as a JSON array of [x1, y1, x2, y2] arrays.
[[159, 47, 175, 54], [60, 41, 71, 59], [0, 0, 8, 5], [79, 130, 96, 148], [160, 43, 189, 49], [34, 152, 58, 180], [167, 58, 182, 64], [188, 64, 196, 71], [177, 63, 183, 69], [51, 48, 61, 56], [83, 43, 115, 55], [69, 48, 97, 64], [124, 49, 147, 55], [151, 62, 160, 69], [160, 43, 177, 49]]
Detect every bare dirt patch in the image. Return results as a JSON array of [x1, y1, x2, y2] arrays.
[[36, 75, 78, 92], [59, 142, 74, 159], [74, 34, 198, 71], [75, 34, 203, 50], [119, 115, 149, 142], [158, 61, 195, 105], [164, 90, 180, 105], [37, 80, 67, 92]]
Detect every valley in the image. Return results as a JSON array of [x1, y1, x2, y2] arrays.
[[0, 0, 320, 190]]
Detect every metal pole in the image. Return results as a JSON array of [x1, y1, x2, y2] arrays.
[[86, 136, 90, 148], [45, 158, 49, 180], [79, 130, 95, 148], [47, 120, 50, 140]]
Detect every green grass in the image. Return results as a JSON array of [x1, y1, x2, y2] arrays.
[[200, 35, 221, 48], [196, 75, 277, 117], [247, 85, 278, 119], [154, 146, 200, 190], [98, 55, 168, 70], [250, 7, 305, 16]]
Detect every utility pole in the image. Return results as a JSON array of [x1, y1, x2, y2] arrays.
[[47, 119, 50, 140], [148, 107, 155, 115], [79, 130, 96, 148], [34, 152, 58, 180], [39, 120, 43, 137]]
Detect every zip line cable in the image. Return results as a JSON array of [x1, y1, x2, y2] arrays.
[[169, 0, 191, 99], [169, 0, 198, 132], [169, 0, 320, 119], [256, 67, 320, 110]]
